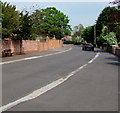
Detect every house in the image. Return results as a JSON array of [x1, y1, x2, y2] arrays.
[[62, 36, 72, 41]]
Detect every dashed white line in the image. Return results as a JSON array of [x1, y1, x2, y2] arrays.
[[88, 52, 100, 64], [1, 52, 100, 111]]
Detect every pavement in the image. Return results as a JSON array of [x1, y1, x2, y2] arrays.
[[2, 45, 71, 62]]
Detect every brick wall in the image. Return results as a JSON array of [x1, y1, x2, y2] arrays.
[[111, 45, 120, 57], [96, 45, 120, 57], [12, 40, 21, 54], [2, 40, 11, 50], [105, 45, 120, 57], [22, 40, 39, 53], [2, 39, 62, 56]]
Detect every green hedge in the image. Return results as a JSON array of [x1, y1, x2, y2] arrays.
[[63, 41, 84, 45]]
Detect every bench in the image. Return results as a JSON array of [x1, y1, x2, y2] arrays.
[[2, 49, 13, 57]]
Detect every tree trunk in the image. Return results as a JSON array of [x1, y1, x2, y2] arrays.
[[20, 40, 22, 54]]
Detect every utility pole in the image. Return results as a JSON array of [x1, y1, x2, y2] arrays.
[[94, 25, 96, 46]]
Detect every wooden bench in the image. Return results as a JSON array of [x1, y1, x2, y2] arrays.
[[2, 49, 13, 57]]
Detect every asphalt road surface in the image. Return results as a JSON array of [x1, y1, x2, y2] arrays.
[[2, 45, 119, 111]]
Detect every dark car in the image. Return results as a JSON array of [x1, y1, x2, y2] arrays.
[[82, 43, 94, 51]]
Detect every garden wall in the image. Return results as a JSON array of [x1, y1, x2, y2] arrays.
[[103, 45, 120, 57], [2, 39, 62, 56]]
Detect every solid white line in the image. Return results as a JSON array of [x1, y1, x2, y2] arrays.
[[1, 52, 100, 111], [1, 78, 64, 111], [1, 48, 72, 65]]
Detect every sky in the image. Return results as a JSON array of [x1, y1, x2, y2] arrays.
[[2, 0, 113, 2], [2, 0, 114, 28]]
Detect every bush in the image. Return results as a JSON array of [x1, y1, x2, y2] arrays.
[[97, 32, 117, 46], [73, 41, 81, 45], [63, 41, 74, 44], [63, 41, 83, 45]]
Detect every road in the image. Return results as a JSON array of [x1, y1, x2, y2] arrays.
[[2, 45, 119, 111]]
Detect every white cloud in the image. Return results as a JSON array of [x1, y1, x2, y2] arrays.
[[2, 0, 113, 2]]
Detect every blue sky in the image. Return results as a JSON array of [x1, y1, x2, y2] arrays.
[[3, 1, 112, 28]]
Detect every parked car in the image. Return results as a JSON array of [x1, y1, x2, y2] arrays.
[[82, 43, 94, 51]]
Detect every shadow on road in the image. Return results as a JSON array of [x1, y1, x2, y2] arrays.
[[106, 62, 120, 66], [105, 55, 120, 67], [105, 56, 119, 62]]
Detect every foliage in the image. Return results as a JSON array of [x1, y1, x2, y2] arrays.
[[63, 40, 83, 45], [96, 7, 118, 37], [101, 26, 108, 36], [115, 26, 120, 43], [96, 6, 120, 46], [108, 10, 120, 42], [73, 41, 83, 45], [81, 26, 94, 43], [31, 7, 72, 39], [30, 9, 44, 36], [63, 41, 75, 44], [18, 12, 34, 40], [2, 1, 72, 40], [2, 28, 11, 38], [73, 24, 84, 37], [109, 10, 120, 25], [48, 27, 63, 39], [72, 24, 84, 42], [2, 2, 20, 38], [97, 26, 117, 46], [72, 36, 85, 42], [104, 32, 117, 45]]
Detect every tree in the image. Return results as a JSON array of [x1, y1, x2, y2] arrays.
[[2, 2, 20, 38], [108, 10, 120, 42], [115, 26, 120, 42], [97, 26, 117, 46], [15, 11, 34, 54], [81, 26, 94, 43], [97, 32, 117, 46], [31, 7, 72, 39], [30, 9, 44, 36], [16, 11, 34, 40], [48, 27, 64, 39], [96, 7, 118, 37], [96, 6, 120, 44], [72, 24, 84, 41]]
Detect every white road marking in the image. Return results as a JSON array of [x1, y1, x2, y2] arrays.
[[1, 48, 72, 65], [88, 52, 100, 64], [1, 52, 100, 111]]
